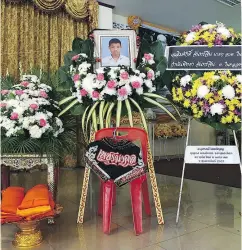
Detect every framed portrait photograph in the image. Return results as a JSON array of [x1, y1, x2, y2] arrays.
[[93, 30, 137, 69]]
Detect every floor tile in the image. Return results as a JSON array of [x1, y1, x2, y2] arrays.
[[159, 226, 241, 250], [2, 169, 241, 250]]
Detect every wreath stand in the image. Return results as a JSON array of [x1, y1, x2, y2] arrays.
[[176, 118, 242, 223], [76, 116, 164, 226]]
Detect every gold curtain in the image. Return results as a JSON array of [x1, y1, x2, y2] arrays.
[[1, 0, 98, 77]]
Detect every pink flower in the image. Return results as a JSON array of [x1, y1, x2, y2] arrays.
[[73, 74, 80, 82], [0, 103, 7, 108], [80, 89, 88, 96], [72, 55, 79, 61], [120, 71, 129, 80], [97, 73, 104, 81], [118, 87, 128, 97], [1, 90, 9, 95], [39, 91, 48, 98], [107, 80, 116, 88], [15, 90, 24, 95], [144, 53, 152, 61], [147, 71, 154, 79], [89, 33, 94, 39], [20, 81, 29, 87], [132, 81, 141, 89], [133, 58, 137, 63], [10, 112, 19, 120], [92, 91, 100, 99], [29, 104, 38, 110], [39, 119, 47, 127]]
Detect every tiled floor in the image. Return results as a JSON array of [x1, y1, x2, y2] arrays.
[[1, 168, 241, 250]]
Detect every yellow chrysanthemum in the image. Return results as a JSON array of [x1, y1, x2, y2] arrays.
[[183, 99, 191, 108], [234, 116, 241, 123], [228, 105, 235, 111], [185, 91, 191, 97], [221, 117, 227, 124], [209, 98, 215, 104]]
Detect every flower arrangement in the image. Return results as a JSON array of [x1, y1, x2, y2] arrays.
[[0, 73, 76, 159], [171, 71, 242, 130], [154, 123, 187, 138], [0, 75, 64, 138], [59, 50, 180, 137], [178, 22, 241, 46]]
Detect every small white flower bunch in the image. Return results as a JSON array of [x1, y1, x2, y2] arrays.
[[0, 75, 64, 138]]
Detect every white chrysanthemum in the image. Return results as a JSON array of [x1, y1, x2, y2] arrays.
[[185, 32, 196, 42], [180, 75, 192, 87], [102, 87, 117, 96], [135, 70, 140, 75], [140, 73, 146, 78], [130, 75, 143, 85], [12, 106, 25, 117], [96, 68, 105, 74], [155, 71, 161, 77], [210, 103, 224, 116], [144, 79, 153, 89], [82, 74, 95, 94], [217, 26, 231, 38], [202, 24, 215, 30], [21, 75, 39, 83], [108, 70, 117, 79], [236, 75, 242, 83], [136, 87, 143, 95], [79, 53, 88, 58], [213, 75, 220, 81], [197, 85, 210, 98], [148, 86, 156, 93], [35, 112, 48, 121], [55, 117, 63, 127], [222, 85, 235, 99], [29, 125, 43, 138], [75, 80, 81, 88]]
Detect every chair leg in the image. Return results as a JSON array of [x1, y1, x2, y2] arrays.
[[112, 184, 116, 206], [98, 181, 104, 216], [130, 177, 143, 235], [103, 180, 114, 234], [142, 177, 151, 216]]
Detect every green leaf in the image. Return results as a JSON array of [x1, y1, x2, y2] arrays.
[[92, 108, 98, 132], [59, 96, 76, 106], [82, 39, 94, 59], [156, 56, 167, 75], [150, 40, 165, 63], [116, 100, 122, 127], [143, 96, 177, 121], [70, 103, 85, 116], [64, 51, 77, 66], [72, 37, 84, 53], [161, 71, 173, 92], [57, 66, 72, 91], [86, 101, 100, 133], [99, 101, 105, 129], [129, 98, 148, 131], [125, 99, 133, 127], [58, 99, 79, 117], [105, 102, 115, 128], [82, 106, 90, 136]]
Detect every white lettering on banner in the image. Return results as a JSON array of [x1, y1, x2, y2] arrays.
[[185, 146, 240, 164]]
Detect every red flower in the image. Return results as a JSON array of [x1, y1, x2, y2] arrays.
[[10, 112, 19, 120], [133, 58, 137, 63], [29, 104, 38, 110], [39, 119, 47, 127], [95, 58, 101, 62], [80, 89, 88, 96]]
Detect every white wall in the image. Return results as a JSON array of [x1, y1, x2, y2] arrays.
[[113, 14, 128, 25], [98, 5, 113, 29]]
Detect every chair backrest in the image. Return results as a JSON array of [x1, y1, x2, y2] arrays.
[[94, 127, 149, 165]]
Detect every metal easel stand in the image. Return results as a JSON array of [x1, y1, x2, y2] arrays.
[[175, 119, 242, 224]]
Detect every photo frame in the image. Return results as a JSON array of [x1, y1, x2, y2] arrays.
[[93, 30, 137, 69]]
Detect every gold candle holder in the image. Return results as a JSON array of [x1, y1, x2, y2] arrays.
[[12, 220, 43, 248]]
